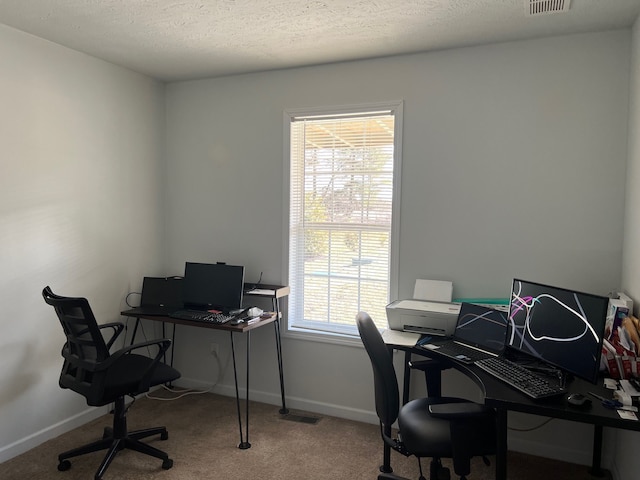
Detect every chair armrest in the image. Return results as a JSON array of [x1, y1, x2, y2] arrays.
[[98, 322, 125, 350], [409, 358, 452, 398], [428, 402, 488, 418]]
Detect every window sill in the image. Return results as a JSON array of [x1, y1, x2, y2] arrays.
[[283, 324, 363, 347]]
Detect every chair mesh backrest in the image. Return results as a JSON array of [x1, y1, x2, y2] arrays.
[[42, 287, 110, 400], [356, 312, 400, 427]]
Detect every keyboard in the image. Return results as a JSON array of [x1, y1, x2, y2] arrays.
[[432, 341, 493, 364], [475, 356, 566, 400], [169, 309, 233, 324]]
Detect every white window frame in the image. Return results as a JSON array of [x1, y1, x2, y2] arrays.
[[283, 101, 403, 342]]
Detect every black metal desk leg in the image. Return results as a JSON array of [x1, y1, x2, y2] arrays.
[[244, 331, 250, 448], [589, 425, 604, 477], [162, 322, 177, 387], [130, 318, 141, 346], [272, 297, 289, 414], [402, 350, 411, 405], [170, 323, 176, 367], [161, 323, 167, 364], [496, 408, 507, 480], [230, 331, 251, 449]]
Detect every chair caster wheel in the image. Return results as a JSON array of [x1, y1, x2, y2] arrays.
[[161, 431, 169, 441], [162, 458, 173, 470], [58, 460, 71, 471]]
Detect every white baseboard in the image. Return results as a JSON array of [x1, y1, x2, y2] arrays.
[[173, 377, 379, 425], [0, 404, 110, 464]]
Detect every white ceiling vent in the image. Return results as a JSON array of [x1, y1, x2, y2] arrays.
[[527, 0, 571, 16]]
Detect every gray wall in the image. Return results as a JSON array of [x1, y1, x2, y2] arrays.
[[164, 30, 632, 468], [617, 15, 640, 480], [0, 24, 166, 461]]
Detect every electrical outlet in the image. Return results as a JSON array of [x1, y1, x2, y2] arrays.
[[210, 343, 219, 356]]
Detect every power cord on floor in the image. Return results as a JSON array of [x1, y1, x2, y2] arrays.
[[146, 384, 214, 400], [145, 348, 229, 401], [508, 417, 554, 432]]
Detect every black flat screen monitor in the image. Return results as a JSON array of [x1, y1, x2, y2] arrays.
[[183, 262, 245, 312], [507, 278, 608, 384]]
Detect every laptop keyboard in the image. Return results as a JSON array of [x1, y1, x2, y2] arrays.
[[169, 309, 233, 324], [475, 356, 566, 400]]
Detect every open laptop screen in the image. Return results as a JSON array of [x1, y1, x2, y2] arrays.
[[141, 277, 183, 308], [454, 303, 509, 355]]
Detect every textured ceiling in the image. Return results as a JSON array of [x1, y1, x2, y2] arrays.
[[1, 0, 640, 82]]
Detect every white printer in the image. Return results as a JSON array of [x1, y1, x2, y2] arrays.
[[386, 299, 460, 336]]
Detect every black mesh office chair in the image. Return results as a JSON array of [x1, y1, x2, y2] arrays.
[[42, 286, 181, 480], [356, 312, 496, 480]]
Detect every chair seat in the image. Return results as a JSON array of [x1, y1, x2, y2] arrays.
[[399, 396, 495, 459], [398, 397, 464, 457], [102, 353, 181, 405]]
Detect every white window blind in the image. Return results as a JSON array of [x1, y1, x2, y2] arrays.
[[286, 103, 402, 335]]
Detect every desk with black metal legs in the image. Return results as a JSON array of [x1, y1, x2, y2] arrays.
[[243, 283, 290, 415], [387, 338, 640, 480], [121, 310, 289, 449]]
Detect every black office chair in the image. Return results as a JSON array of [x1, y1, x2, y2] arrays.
[[356, 312, 496, 480], [42, 286, 181, 480]]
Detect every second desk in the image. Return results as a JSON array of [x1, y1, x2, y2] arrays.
[[121, 309, 288, 450], [385, 332, 640, 480]]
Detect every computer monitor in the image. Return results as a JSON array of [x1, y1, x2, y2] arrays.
[[183, 262, 245, 312], [507, 278, 608, 384]]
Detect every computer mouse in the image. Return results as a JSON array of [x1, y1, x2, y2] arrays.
[[567, 393, 590, 407]]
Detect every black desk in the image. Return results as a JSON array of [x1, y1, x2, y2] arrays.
[[391, 338, 640, 480], [451, 359, 640, 479], [122, 286, 290, 450]]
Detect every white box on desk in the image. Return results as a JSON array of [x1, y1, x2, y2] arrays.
[[617, 291, 634, 313]]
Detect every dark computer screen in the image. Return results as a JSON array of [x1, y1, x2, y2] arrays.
[[141, 277, 184, 308], [455, 303, 509, 354], [183, 262, 245, 312], [507, 278, 608, 384]]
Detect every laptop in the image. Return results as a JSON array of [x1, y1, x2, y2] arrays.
[[420, 303, 508, 364], [125, 277, 184, 316]]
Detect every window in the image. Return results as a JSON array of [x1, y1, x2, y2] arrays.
[[285, 102, 402, 337]]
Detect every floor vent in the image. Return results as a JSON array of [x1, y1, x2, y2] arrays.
[[282, 413, 322, 424], [527, 0, 571, 16]]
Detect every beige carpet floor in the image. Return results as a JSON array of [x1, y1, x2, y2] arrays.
[[1, 390, 610, 480]]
